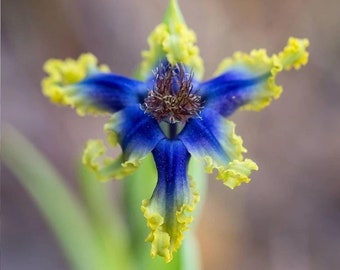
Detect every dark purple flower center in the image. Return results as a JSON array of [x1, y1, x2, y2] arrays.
[[142, 63, 202, 124]]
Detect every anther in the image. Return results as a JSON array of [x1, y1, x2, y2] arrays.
[[142, 63, 202, 124]]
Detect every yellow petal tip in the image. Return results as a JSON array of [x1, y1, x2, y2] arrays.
[[141, 179, 200, 262], [278, 37, 310, 70], [42, 53, 110, 115]]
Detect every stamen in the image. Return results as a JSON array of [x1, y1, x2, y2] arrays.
[[142, 63, 202, 124]]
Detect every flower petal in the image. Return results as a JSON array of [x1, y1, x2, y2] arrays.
[[83, 105, 165, 181], [141, 138, 199, 263], [135, 0, 204, 81], [105, 105, 165, 167], [42, 53, 146, 115], [179, 108, 258, 189], [82, 140, 138, 181], [200, 38, 309, 116]]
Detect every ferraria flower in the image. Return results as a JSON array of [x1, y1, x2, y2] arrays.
[[41, 0, 309, 263]]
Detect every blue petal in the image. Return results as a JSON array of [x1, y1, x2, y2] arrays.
[[152, 139, 191, 209], [105, 105, 165, 163], [141, 138, 199, 262], [76, 73, 147, 113], [198, 47, 295, 116], [42, 54, 147, 115], [179, 108, 231, 163], [178, 108, 258, 189], [199, 70, 268, 117]]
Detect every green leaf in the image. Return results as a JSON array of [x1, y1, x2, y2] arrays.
[[77, 164, 132, 269], [2, 125, 115, 270]]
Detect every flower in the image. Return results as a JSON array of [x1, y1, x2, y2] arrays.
[[41, 0, 309, 263]]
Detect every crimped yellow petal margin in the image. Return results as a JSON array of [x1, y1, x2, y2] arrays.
[[42, 53, 110, 115], [278, 37, 309, 70], [204, 120, 258, 189], [214, 37, 309, 112], [82, 139, 139, 181], [205, 156, 258, 189], [136, 0, 204, 80], [141, 179, 200, 263]]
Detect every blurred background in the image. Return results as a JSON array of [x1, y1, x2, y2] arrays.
[[2, 0, 340, 269]]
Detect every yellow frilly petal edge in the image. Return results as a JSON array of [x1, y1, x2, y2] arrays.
[[82, 132, 139, 181], [141, 178, 200, 263], [214, 37, 309, 112], [136, 0, 204, 80], [204, 120, 258, 189], [42, 53, 110, 116]]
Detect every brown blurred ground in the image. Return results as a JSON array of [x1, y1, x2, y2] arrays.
[[2, 0, 340, 269]]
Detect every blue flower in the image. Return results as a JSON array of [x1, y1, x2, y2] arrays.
[[42, 0, 309, 262]]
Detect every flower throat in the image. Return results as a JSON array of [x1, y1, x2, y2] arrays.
[[142, 63, 202, 138]]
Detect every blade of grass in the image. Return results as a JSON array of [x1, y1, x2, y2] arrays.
[[178, 227, 202, 270], [77, 164, 132, 269], [2, 125, 116, 270]]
